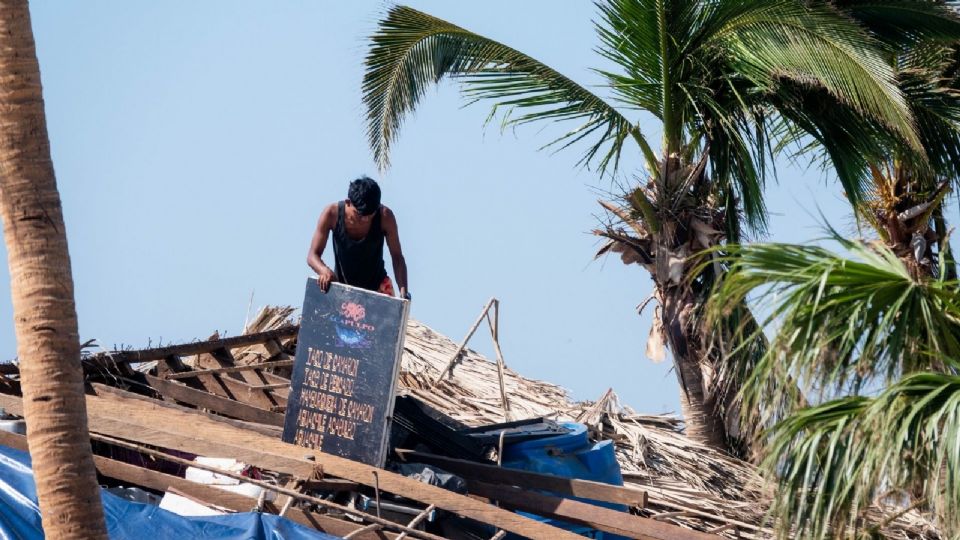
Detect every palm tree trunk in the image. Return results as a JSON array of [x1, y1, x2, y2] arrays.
[[0, 1, 107, 537], [659, 288, 728, 450]]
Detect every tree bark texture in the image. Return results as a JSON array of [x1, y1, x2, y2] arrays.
[[659, 287, 728, 451], [0, 1, 107, 537]]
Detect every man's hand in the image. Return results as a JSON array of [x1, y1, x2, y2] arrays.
[[316, 266, 336, 292]]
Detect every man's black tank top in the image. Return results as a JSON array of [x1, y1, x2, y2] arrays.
[[333, 200, 387, 291]]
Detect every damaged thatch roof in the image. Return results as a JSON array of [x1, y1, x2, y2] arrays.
[[0, 305, 944, 539], [397, 318, 940, 540], [208, 306, 931, 539]]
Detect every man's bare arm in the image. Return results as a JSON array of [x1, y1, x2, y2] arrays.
[[307, 204, 338, 291], [382, 206, 408, 297]]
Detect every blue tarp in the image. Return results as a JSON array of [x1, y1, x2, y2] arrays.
[[0, 444, 342, 540]]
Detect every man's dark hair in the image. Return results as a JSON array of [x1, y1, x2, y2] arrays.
[[347, 176, 381, 215]]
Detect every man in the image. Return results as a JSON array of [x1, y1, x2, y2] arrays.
[[308, 176, 409, 299]]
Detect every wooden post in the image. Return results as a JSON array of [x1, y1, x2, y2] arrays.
[[436, 298, 496, 380], [485, 300, 511, 420]]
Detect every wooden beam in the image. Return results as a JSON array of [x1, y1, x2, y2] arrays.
[[0, 391, 583, 540], [166, 360, 295, 380], [90, 383, 281, 438], [246, 383, 290, 391], [177, 370, 285, 410], [192, 371, 236, 399], [0, 428, 27, 451], [211, 348, 291, 399], [92, 432, 445, 540], [300, 478, 360, 492], [0, 430, 396, 540], [87, 326, 299, 365], [143, 375, 284, 426], [437, 298, 496, 380], [215, 373, 285, 409], [196, 348, 289, 404], [397, 449, 647, 507], [467, 480, 719, 540]]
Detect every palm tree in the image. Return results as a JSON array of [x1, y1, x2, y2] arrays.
[[363, 0, 925, 453], [717, 16, 960, 402], [769, 26, 960, 280], [701, 29, 960, 535], [0, 1, 107, 537], [699, 17, 960, 532], [711, 238, 960, 538]]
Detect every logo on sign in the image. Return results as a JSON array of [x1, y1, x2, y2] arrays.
[[335, 301, 375, 348]]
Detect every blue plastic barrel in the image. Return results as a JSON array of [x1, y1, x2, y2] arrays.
[[500, 422, 629, 539]]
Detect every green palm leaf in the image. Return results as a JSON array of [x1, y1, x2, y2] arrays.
[[593, 0, 920, 229], [596, 0, 920, 151], [714, 1, 920, 151], [708, 235, 960, 424], [766, 371, 960, 538], [362, 5, 656, 173], [900, 63, 960, 180], [764, 396, 872, 539], [833, 0, 960, 48], [768, 45, 960, 206]]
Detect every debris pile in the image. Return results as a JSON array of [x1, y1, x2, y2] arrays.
[[0, 306, 942, 539]]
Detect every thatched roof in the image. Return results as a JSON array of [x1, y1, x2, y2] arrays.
[[397, 318, 941, 540]]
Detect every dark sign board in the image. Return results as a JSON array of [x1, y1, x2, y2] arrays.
[[283, 280, 409, 467]]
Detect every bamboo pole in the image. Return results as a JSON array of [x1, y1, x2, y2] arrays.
[[436, 298, 496, 380]]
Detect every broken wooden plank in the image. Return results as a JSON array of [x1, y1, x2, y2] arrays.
[[143, 375, 285, 426], [0, 429, 397, 540], [192, 370, 236, 399], [0, 428, 27, 451], [247, 382, 291, 391], [210, 372, 284, 409], [166, 360, 295, 380], [198, 348, 290, 403], [92, 432, 445, 540], [0, 392, 314, 478], [173, 369, 285, 410], [87, 326, 299, 365], [211, 347, 288, 389], [90, 383, 281, 438], [467, 480, 719, 540], [397, 449, 647, 507], [0, 391, 583, 540]]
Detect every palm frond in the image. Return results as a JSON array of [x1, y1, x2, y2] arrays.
[[763, 65, 960, 208], [363, 5, 655, 172], [769, 80, 890, 206], [763, 396, 872, 539], [711, 1, 920, 151], [708, 236, 960, 415], [762, 3, 960, 207], [765, 371, 960, 539], [833, 0, 960, 48], [900, 66, 960, 181], [594, 0, 919, 229]]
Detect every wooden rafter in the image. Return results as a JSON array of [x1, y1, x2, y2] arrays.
[[85, 325, 299, 365]]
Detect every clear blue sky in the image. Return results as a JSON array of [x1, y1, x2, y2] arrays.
[[1, 1, 949, 415]]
